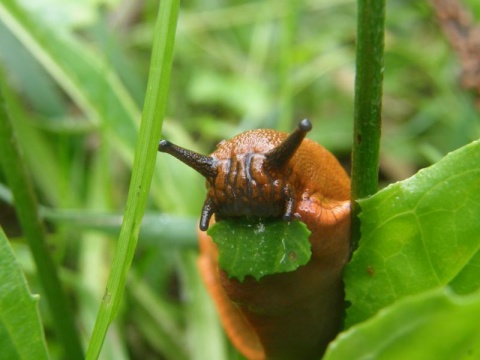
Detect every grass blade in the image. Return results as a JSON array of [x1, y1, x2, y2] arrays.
[[85, 0, 180, 358], [0, 0, 140, 157], [0, 72, 84, 359]]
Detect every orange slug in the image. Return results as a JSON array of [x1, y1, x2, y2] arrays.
[[159, 119, 351, 359]]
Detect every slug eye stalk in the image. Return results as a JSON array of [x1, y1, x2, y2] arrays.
[[158, 119, 311, 177], [265, 119, 312, 169], [158, 140, 217, 178]]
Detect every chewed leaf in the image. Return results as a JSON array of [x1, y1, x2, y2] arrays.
[[207, 218, 312, 282]]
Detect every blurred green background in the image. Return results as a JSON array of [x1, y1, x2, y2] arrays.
[[0, 0, 479, 359]]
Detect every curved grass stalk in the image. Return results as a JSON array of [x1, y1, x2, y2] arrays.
[[85, 0, 180, 358]]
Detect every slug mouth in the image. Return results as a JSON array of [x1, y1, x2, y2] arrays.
[[206, 187, 294, 229]]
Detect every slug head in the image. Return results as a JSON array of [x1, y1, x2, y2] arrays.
[[158, 119, 312, 231]]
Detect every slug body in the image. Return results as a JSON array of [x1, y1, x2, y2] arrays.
[[159, 120, 351, 359]]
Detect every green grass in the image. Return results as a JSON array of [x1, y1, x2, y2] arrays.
[[0, 0, 479, 359], [86, 0, 179, 358], [0, 72, 83, 359]]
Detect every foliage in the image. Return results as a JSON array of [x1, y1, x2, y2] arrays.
[[0, 0, 479, 359], [0, 69, 83, 358], [345, 139, 480, 326], [0, 227, 48, 360], [323, 139, 480, 357], [325, 288, 480, 360]]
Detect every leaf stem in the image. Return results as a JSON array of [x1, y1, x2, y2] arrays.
[[0, 72, 84, 359], [85, 0, 179, 358], [351, 0, 385, 249]]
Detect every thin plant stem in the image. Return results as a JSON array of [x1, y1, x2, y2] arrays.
[[351, 0, 385, 249], [0, 73, 84, 359], [85, 0, 180, 358]]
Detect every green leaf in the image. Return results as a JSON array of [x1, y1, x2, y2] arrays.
[[345, 139, 480, 326], [0, 227, 49, 360], [325, 288, 480, 360], [207, 218, 312, 282]]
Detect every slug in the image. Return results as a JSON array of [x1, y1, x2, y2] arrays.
[[158, 119, 351, 359]]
